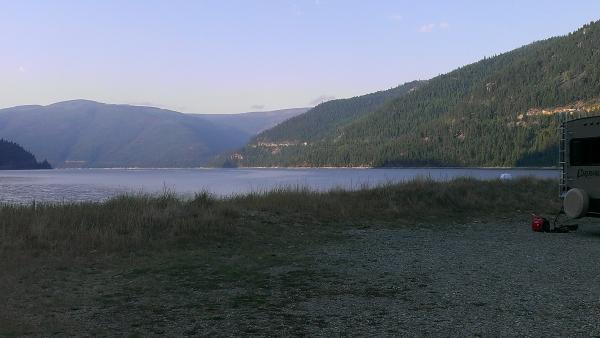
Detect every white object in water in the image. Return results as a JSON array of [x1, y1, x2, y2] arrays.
[[499, 173, 512, 180]]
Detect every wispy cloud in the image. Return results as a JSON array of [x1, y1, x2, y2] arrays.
[[418, 22, 450, 33], [18, 66, 26, 73], [251, 104, 266, 110], [310, 95, 335, 106], [389, 14, 403, 22], [418, 23, 436, 33]]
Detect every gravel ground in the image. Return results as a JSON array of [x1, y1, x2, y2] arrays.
[[291, 217, 600, 336], [5, 216, 600, 336]]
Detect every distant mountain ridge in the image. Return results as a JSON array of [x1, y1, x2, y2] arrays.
[[0, 139, 51, 170], [0, 100, 306, 168], [199, 108, 309, 136], [229, 20, 600, 167]]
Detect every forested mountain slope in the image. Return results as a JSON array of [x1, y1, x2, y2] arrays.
[[233, 20, 600, 167], [0, 139, 51, 170], [0, 101, 305, 168], [253, 80, 424, 144]]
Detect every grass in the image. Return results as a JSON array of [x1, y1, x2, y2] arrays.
[[0, 177, 559, 256], [0, 177, 562, 336]]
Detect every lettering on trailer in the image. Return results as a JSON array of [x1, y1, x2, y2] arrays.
[[577, 168, 600, 178]]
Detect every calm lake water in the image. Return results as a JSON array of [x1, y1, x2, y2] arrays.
[[0, 168, 558, 204]]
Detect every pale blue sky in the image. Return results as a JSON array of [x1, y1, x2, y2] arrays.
[[1, 0, 599, 113]]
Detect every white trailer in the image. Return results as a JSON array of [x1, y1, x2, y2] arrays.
[[560, 115, 600, 218]]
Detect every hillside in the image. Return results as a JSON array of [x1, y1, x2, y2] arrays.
[[0, 139, 51, 170], [233, 21, 600, 167], [0, 101, 302, 168], [224, 80, 424, 166], [254, 81, 423, 144], [0, 100, 247, 168]]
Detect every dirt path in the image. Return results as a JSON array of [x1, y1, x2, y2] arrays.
[[4, 217, 600, 336]]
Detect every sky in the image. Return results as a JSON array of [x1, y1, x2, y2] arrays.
[[1, 1, 600, 114]]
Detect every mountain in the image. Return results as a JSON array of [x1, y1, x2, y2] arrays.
[[224, 80, 425, 166], [230, 20, 600, 168], [0, 139, 51, 170], [256, 81, 423, 143], [199, 108, 309, 136], [0, 100, 300, 168]]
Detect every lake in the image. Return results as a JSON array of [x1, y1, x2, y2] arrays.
[[0, 168, 558, 204]]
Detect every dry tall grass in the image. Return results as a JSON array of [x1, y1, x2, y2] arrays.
[[0, 177, 559, 255]]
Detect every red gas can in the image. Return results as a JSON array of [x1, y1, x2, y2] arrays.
[[532, 215, 549, 232]]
